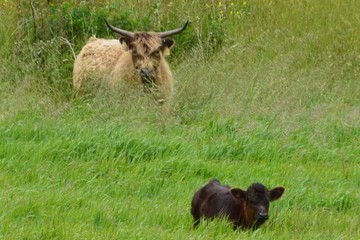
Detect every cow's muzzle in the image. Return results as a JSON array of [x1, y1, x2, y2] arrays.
[[139, 68, 156, 87], [256, 213, 269, 223]]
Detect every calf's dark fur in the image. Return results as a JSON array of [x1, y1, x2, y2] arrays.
[[191, 179, 285, 230]]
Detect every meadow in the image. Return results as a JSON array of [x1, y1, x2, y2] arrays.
[[0, 0, 359, 239]]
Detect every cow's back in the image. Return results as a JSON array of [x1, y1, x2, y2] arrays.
[[199, 180, 236, 218], [73, 37, 128, 89], [192, 180, 235, 220]]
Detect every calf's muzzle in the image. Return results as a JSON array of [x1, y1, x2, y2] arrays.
[[256, 212, 269, 223]]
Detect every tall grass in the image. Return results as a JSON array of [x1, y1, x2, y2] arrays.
[[1, 0, 359, 239]]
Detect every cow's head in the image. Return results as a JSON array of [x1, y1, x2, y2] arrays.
[[105, 19, 188, 88], [230, 183, 285, 227]]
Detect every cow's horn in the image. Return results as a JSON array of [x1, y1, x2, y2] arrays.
[[104, 19, 134, 38], [159, 21, 189, 38]]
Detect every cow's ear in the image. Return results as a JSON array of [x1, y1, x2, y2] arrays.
[[160, 39, 175, 56], [230, 188, 246, 200], [120, 37, 131, 49], [270, 187, 285, 201], [162, 39, 175, 49]]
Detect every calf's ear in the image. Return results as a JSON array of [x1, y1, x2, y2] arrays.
[[160, 39, 175, 56], [230, 188, 246, 200], [270, 187, 285, 201]]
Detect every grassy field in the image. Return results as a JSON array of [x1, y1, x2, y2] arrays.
[[1, 0, 359, 239]]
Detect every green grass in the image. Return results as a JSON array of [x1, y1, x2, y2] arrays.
[[1, 0, 360, 239]]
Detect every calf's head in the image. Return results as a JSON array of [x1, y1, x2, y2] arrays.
[[105, 19, 188, 88], [230, 183, 285, 227]]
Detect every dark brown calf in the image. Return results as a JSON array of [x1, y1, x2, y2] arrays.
[[191, 179, 285, 230]]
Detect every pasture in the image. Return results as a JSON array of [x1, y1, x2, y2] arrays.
[[0, 0, 359, 239]]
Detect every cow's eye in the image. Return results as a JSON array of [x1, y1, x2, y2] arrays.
[[131, 49, 139, 56], [249, 199, 258, 205], [151, 50, 160, 58]]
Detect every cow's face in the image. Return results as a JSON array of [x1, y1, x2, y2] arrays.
[[120, 33, 174, 88], [231, 184, 285, 226], [105, 19, 188, 93]]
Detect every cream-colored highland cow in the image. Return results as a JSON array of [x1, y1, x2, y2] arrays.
[[73, 19, 188, 103]]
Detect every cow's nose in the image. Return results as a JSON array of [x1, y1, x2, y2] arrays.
[[257, 213, 269, 221], [139, 68, 155, 80]]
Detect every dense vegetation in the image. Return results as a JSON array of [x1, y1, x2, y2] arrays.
[[1, 0, 359, 239]]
